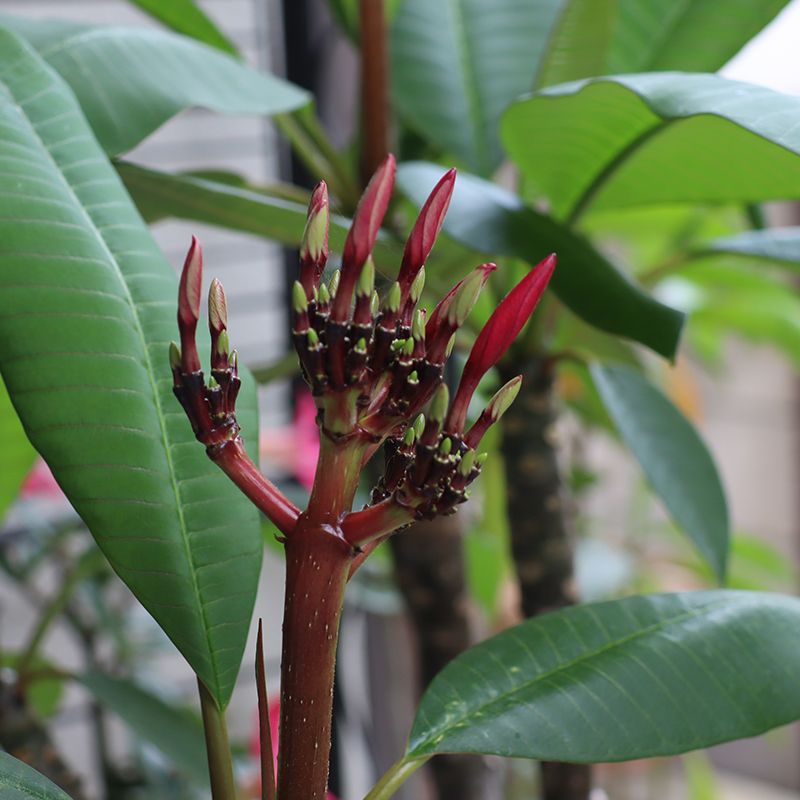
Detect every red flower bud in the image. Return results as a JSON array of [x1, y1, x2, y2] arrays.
[[332, 154, 396, 322], [299, 181, 329, 296], [397, 168, 456, 300], [447, 254, 555, 432], [178, 235, 203, 373]]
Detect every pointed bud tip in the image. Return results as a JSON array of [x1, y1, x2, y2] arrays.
[[413, 413, 426, 438], [292, 281, 308, 313], [169, 341, 181, 370], [487, 375, 523, 421], [208, 278, 228, 332], [403, 427, 416, 446], [410, 267, 426, 304], [178, 236, 203, 323], [300, 182, 330, 265], [216, 329, 230, 357], [384, 282, 401, 314], [458, 449, 476, 476], [429, 383, 450, 424], [412, 308, 426, 341], [448, 263, 496, 327], [357, 257, 375, 297]]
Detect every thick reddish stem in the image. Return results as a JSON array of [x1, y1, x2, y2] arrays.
[[276, 518, 355, 800], [342, 498, 413, 547], [359, 0, 390, 186], [210, 440, 300, 536]]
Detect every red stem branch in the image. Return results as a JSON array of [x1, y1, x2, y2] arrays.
[[359, 0, 390, 185]]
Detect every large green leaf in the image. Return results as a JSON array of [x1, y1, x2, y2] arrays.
[[407, 590, 800, 761], [128, 0, 238, 54], [0, 14, 308, 157], [503, 74, 800, 220], [704, 227, 800, 271], [0, 30, 261, 708], [0, 375, 36, 523], [535, 0, 616, 88], [397, 161, 684, 358], [0, 752, 73, 800], [81, 672, 208, 782], [390, 0, 562, 175], [116, 162, 400, 270], [607, 0, 790, 73], [590, 363, 729, 579]]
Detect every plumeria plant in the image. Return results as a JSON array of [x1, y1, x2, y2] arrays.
[[170, 156, 555, 799], [3, 3, 800, 800]]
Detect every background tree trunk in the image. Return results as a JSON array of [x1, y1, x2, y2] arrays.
[[500, 357, 591, 800]]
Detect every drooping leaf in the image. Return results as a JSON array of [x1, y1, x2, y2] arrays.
[[0, 375, 36, 523], [703, 227, 800, 271], [607, 0, 790, 73], [0, 30, 261, 708], [116, 162, 400, 269], [535, 0, 616, 88], [0, 13, 309, 156], [397, 161, 684, 358], [0, 752, 73, 800], [590, 363, 729, 580], [407, 590, 800, 761], [503, 73, 800, 220], [390, 0, 562, 175], [128, 0, 238, 54], [80, 672, 208, 782]]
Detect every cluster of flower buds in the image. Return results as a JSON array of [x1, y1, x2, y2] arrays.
[[290, 154, 556, 522], [170, 154, 555, 536]]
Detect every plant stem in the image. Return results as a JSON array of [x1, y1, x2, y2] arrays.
[[198, 678, 237, 800], [256, 620, 276, 800], [276, 518, 354, 800], [362, 757, 427, 800], [359, 0, 390, 185]]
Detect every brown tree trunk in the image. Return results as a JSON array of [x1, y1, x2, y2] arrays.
[[390, 515, 486, 800], [500, 357, 591, 800]]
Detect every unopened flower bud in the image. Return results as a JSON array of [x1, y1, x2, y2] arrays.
[[448, 263, 494, 327], [318, 282, 330, 306], [300, 182, 330, 271], [384, 282, 401, 314], [411, 308, 426, 342], [475, 452, 488, 467], [439, 437, 452, 456], [216, 329, 230, 359], [429, 383, 449, 425], [208, 278, 228, 334], [413, 413, 426, 438], [169, 341, 181, 371], [402, 337, 415, 357], [307, 328, 320, 348], [403, 426, 416, 446], [458, 449, 476, 476], [410, 268, 426, 304], [445, 334, 456, 358], [328, 270, 340, 298], [486, 375, 522, 421], [371, 291, 380, 317], [357, 256, 375, 298], [407, 370, 419, 384], [354, 337, 368, 354], [292, 280, 308, 314]]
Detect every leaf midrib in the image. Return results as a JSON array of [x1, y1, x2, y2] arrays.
[[0, 40, 221, 698], [410, 598, 727, 754]]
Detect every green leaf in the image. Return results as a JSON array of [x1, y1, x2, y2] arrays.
[[608, 0, 790, 73], [590, 363, 729, 580], [0, 375, 36, 523], [0, 13, 309, 156], [80, 672, 208, 782], [396, 161, 684, 358], [117, 162, 400, 269], [503, 74, 800, 221], [128, 0, 238, 54], [0, 752, 73, 800], [0, 29, 261, 708], [535, 0, 616, 88], [408, 590, 800, 761], [390, 0, 562, 175], [704, 227, 800, 271]]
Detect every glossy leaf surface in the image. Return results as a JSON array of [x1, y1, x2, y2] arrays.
[[591, 363, 729, 579], [0, 31, 261, 708], [704, 227, 800, 270], [409, 591, 800, 761], [81, 672, 208, 781], [397, 162, 684, 358], [390, 0, 561, 175], [607, 0, 790, 73], [0, 752, 73, 800], [0, 13, 308, 156], [0, 376, 36, 523], [129, 0, 237, 54], [504, 74, 800, 220]]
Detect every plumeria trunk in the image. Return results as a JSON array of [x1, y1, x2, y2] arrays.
[[389, 516, 487, 800], [499, 357, 591, 800], [170, 157, 556, 800]]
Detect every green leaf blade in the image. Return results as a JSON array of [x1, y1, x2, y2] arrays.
[[590, 363, 729, 580], [0, 14, 309, 156], [129, 0, 238, 54], [0, 375, 36, 523], [396, 161, 684, 358], [409, 591, 800, 762], [503, 74, 800, 219], [0, 752, 73, 800], [390, 0, 561, 175], [0, 29, 260, 708]]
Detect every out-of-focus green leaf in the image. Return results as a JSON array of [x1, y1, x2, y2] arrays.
[[0, 752, 73, 800], [0, 31, 260, 708], [704, 227, 800, 271], [1, 654, 64, 719], [397, 161, 685, 358], [590, 363, 729, 580], [683, 751, 719, 800], [390, 0, 562, 175], [503, 74, 800, 220], [607, 0, 790, 73], [536, 0, 616, 88], [406, 591, 800, 762], [0, 13, 308, 156], [81, 672, 208, 782], [128, 0, 237, 54], [330, 0, 404, 41], [0, 376, 36, 523]]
